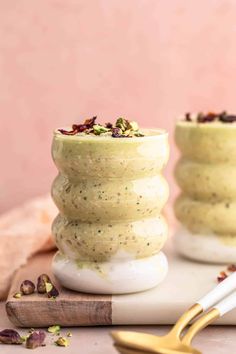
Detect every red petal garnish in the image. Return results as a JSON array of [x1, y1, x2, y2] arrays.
[[185, 113, 192, 122], [83, 116, 97, 127], [58, 116, 97, 135], [105, 122, 113, 128], [228, 264, 236, 272], [186, 111, 236, 124], [217, 271, 228, 283], [219, 114, 236, 123], [197, 112, 217, 123], [58, 128, 78, 135]]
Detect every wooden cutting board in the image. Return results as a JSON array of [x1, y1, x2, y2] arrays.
[[6, 240, 236, 327]]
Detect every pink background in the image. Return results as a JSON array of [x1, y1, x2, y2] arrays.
[[1, 0, 236, 213]]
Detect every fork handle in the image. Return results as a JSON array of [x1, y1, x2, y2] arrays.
[[197, 271, 236, 310], [171, 271, 236, 337], [183, 291, 236, 346], [181, 307, 220, 346], [214, 290, 236, 316]]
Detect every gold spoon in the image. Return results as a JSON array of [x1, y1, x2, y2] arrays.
[[112, 307, 220, 354], [111, 272, 236, 354]]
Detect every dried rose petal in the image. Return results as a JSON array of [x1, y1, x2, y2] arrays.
[[219, 114, 236, 123], [0, 329, 23, 344], [26, 331, 46, 349], [228, 264, 236, 272], [105, 122, 113, 128], [197, 112, 217, 123], [73, 117, 97, 133], [37, 274, 52, 294], [185, 113, 192, 122], [188, 111, 236, 124], [58, 116, 144, 138], [58, 128, 78, 135], [83, 116, 97, 127], [59, 117, 97, 135], [20, 280, 35, 295], [217, 271, 228, 283]]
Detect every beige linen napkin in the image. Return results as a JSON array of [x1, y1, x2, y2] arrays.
[[0, 195, 57, 299]]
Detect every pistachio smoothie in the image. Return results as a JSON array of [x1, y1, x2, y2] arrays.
[[52, 118, 169, 294], [174, 112, 236, 263]]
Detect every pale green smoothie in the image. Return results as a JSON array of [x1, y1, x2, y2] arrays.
[[175, 120, 236, 238], [51, 129, 169, 263]]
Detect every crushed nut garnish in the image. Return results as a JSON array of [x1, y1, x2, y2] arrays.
[[92, 124, 110, 135], [26, 331, 46, 349], [20, 334, 30, 343], [55, 337, 69, 347], [58, 117, 144, 138], [0, 329, 23, 345], [37, 274, 51, 294], [20, 280, 35, 295], [111, 127, 124, 138], [66, 332, 72, 337], [48, 325, 61, 335], [13, 292, 22, 299], [45, 282, 59, 299]]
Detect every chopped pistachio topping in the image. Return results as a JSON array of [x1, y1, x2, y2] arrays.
[[116, 117, 129, 131], [20, 334, 30, 342], [0, 329, 23, 344], [46, 283, 59, 298], [55, 337, 69, 347], [66, 332, 72, 337], [48, 325, 61, 335], [128, 120, 139, 131], [58, 117, 144, 138], [26, 331, 46, 349], [13, 292, 22, 299], [92, 125, 110, 135], [37, 274, 52, 294], [20, 280, 35, 295], [45, 282, 53, 293]]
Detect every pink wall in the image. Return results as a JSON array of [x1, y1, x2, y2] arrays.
[[1, 0, 236, 212]]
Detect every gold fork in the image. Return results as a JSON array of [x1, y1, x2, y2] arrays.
[[111, 271, 236, 354]]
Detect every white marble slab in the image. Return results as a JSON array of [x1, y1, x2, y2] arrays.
[[112, 240, 236, 325]]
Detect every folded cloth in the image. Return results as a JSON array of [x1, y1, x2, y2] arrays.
[[0, 195, 57, 299]]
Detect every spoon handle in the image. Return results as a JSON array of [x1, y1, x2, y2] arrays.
[[181, 307, 220, 346], [214, 290, 236, 316], [182, 291, 236, 346], [197, 271, 236, 310], [171, 271, 236, 336]]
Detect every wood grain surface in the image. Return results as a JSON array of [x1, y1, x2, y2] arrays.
[[6, 252, 112, 327]]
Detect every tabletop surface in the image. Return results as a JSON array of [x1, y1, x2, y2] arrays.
[[0, 302, 235, 353]]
